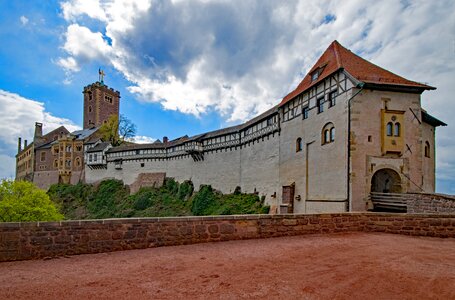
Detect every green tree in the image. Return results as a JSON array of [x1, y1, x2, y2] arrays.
[[99, 114, 136, 146], [0, 180, 63, 222]]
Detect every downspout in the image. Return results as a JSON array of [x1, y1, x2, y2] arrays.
[[347, 82, 365, 212]]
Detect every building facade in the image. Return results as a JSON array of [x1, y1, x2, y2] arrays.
[[15, 79, 120, 189], [85, 41, 445, 213]]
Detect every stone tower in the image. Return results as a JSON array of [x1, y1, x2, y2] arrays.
[[82, 72, 120, 129]]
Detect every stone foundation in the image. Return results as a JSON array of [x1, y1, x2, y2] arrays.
[[1, 213, 454, 262]]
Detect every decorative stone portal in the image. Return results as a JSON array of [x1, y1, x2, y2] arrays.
[[371, 168, 402, 193]]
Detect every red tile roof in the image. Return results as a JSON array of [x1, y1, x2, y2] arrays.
[[280, 40, 435, 106]]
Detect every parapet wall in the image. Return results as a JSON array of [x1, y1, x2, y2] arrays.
[[407, 193, 455, 214], [1, 213, 454, 262]]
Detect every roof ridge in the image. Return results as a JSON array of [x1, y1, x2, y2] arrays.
[[332, 40, 342, 69]]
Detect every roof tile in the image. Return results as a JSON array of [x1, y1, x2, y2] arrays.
[[280, 40, 435, 106]]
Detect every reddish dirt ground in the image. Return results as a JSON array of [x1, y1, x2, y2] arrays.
[[1, 232, 455, 299]]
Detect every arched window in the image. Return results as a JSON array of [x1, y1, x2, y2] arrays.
[[88, 105, 92, 113], [425, 141, 430, 158], [394, 122, 400, 137], [386, 122, 393, 136], [322, 123, 335, 144], [296, 138, 302, 152], [75, 157, 81, 167]]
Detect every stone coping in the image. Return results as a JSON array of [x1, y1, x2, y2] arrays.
[[2, 212, 455, 228]]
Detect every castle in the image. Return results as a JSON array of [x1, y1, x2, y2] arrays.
[[16, 41, 446, 213]]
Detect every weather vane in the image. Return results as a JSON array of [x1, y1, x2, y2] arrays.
[[98, 68, 105, 83]]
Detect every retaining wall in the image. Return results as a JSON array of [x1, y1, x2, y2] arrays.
[[1, 213, 454, 262], [407, 193, 455, 214]]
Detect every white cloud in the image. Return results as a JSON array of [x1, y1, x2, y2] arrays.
[[59, 24, 112, 62], [57, 56, 80, 72], [57, 0, 455, 191], [20, 15, 29, 26], [0, 90, 81, 179], [61, 0, 107, 22], [130, 135, 156, 144]]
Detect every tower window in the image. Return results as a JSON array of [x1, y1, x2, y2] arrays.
[[386, 122, 393, 136], [105, 95, 113, 103], [328, 90, 337, 107], [296, 138, 302, 152], [317, 97, 324, 113], [322, 122, 335, 145], [394, 122, 401, 137], [303, 105, 309, 119], [88, 105, 92, 113], [425, 141, 430, 158]]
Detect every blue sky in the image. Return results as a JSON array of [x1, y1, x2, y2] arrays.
[[0, 0, 454, 193]]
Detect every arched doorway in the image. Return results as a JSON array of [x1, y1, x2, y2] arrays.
[[371, 168, 402, 194]]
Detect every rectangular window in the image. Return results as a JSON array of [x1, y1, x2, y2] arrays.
[[303, 106, 309, 119], [329, 90, 338, 107], [317, 97, 324, 113], [94, 154, 98, 161], [40, 152, 46, 162], [89, 154, 92, 162]]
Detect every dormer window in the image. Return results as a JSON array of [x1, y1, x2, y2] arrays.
[[310, 63, 327, 82]]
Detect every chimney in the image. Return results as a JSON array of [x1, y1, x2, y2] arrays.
[[34, 122, 43, 139], [24, 139, 28, 148], [163, 136, 168, 144], [18, 137, 22, 153]]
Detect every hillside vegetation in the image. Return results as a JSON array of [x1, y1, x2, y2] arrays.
[[47, 179, 269, 220]]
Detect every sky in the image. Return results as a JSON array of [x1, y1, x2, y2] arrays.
[[0, 0, 454, 193]]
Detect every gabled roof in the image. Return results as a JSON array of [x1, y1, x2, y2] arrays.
[[35, 125, 69, 147], [280, 40, 435, 106], [71, 127, 99, 140], [86, 142, 111, 153]]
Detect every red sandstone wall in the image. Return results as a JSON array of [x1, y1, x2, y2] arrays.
[[1, 213, 454, 262]]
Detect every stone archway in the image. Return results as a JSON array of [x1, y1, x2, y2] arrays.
[[371, 168, 402, 194]]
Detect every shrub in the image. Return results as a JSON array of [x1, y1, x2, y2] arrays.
[[87, 179, 129, 218], [191, 185, 218, 215], [0, 180, 63, 222], [177, 180, 194, 200]]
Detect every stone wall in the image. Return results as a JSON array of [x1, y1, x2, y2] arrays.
[[129, 172, 166, 194], [1, 212, 454, 262], [407, 193, 455, 214], [86, 133, 280, 209]]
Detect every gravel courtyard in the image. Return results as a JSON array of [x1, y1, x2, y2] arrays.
[[1, 232, 454, 299]]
